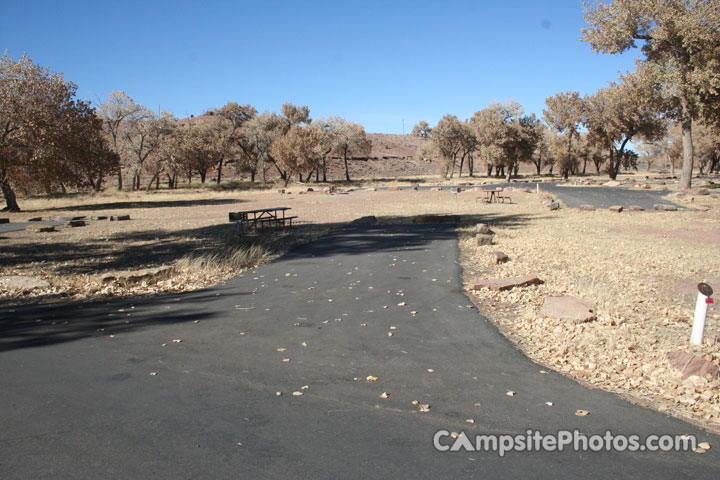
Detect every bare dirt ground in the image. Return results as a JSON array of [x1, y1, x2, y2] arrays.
[[2, 175, 719, 433]]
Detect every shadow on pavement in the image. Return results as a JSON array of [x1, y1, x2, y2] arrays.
[[0, 213, 542, 351]]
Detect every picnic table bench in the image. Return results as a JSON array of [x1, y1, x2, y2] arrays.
[[477, 188, 511, 204], [228, 207, 297, 234]]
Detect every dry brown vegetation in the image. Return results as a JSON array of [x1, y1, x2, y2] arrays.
[[2, 175, 719, 433]]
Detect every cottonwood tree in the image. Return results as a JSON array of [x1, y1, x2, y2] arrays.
[[583, 71, 665, 179], [433, 114, 475, 178], [211, 102, 256, 184], [582, 0, 720, 188], [0, 53, 115, 210], [471, 101, 539, 180], [326, 117, 372, 181], [471, 103, 509, 177], [529, 123, 553, 175], [543, 91, 585, 180], [270, 125, 328, 186], [119, 110, 174, 190], [411, 121, 433, 138], [97, 91, 145, 190]]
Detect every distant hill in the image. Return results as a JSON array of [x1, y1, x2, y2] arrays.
[[325, 133, 441, 180]]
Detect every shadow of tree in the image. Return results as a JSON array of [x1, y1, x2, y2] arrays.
[[24, 198, 247, 213], [0, 212, 543, 351]]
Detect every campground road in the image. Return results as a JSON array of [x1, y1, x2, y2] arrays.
[[0, 224, 717, 479]]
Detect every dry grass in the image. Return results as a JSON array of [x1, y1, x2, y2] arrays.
[[458, 186, 720, 433]]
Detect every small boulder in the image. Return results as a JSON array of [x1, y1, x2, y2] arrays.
[[27, 217, 42, 222], [540, 296, 596, 324], [475, 223, 494, 235], [628, 206, 645, 212], [609, 205, 623, 213], [91, 215, 108, 220], [489, 251, 509, 264], [695, 205, 711, 212], [0, 275, 50, 292], [476, 233, 494, 246], [654, 204, 677, 211], [66, 220, 86, 227], [543, 200, 560, 210], [603, 180, 622, 187], [580, 204, 596, 211], [110, 214, 131, 221], [470, 275, 542, 291], [388, 186, 401, 191], [666, 351, 719, 380]]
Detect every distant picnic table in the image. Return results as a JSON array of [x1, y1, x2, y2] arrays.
[[228, 207, 297, 234], [477, 188, 511, 204]]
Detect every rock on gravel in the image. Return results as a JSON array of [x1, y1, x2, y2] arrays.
[[666, 351, 719, 380], [628, 206, 645, 211], [489, 251, 509, 264], [580, 204, 596, 211], [475, 223, 494, 234], [609, 205, 623, 213], [654, 204, 677, 211], [476, 233, 494, 246], [540, 296, 596, 324], [0, 275, 50, 292]]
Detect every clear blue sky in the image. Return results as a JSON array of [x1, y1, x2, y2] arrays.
[[1, 0, 637, 133]]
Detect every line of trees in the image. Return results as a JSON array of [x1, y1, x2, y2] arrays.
[[416, 0, 720, 186], [0, 53, 372, 211]]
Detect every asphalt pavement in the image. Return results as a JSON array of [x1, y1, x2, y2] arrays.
[[1, 224, 717, 479]]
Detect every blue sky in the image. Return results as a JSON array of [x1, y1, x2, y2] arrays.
[[1, 0, 638, 133]]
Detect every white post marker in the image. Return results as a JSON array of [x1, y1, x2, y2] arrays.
[[690, 283, 714, 345]]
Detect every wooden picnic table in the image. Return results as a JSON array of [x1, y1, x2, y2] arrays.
[[478, 189, 511, 204], [228, 207, 296, 233]]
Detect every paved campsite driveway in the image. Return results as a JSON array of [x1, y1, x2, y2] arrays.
[[1, 224, 717, 479]]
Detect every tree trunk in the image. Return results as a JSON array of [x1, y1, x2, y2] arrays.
[[608, 149, 618, 180], [344, 154, 351, 182], [679, 94, 694, 189], [582, 157, 587, 175], [216, 159, 223, 185], [250, 168, 256, 183], [322, 157, 327, 182], [146, 172, 160, 192], [468, 156, 474, 176], [199, 169, 207, 183], [117, 170, 123, 191], [487, 164, 493, 177], [1, 173, 20, 211]]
